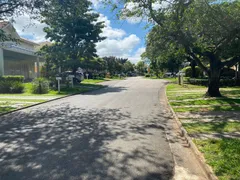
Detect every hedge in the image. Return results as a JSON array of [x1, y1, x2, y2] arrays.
[[182, 66, 203, 78], [0, 81, 24, 93], [188, 78, 240, 87], [0, 75, 24, 82]]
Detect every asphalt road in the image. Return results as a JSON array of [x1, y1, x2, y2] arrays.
[[0, 77, 174, 180]]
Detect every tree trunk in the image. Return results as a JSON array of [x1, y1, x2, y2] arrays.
[[206, 56, 222, 97], [191, 60, 196, 78]]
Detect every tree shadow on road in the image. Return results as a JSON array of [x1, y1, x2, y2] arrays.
[[0, 104, 173, 180], [83, 86, 128, 95]]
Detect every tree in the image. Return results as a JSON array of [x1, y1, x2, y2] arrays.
[[136, 61, 147, 75], [102, 56, 130, 75], [40, 0, 105, 74], [109, 0, 240, 97], [0, 0, 45, 41], [144, 26, 185, 77], [123, 61, 134, 73]]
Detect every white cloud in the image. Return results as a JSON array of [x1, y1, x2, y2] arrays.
[[98, 14, 126, 39], [96, 14, 143, 61], [90, 0, 104, 9], [96, 34, 140, 57], [123, 1, 170, 24], [128, 47, 145, 64], [13, 14, 47, 43], [12, 13, 144, 62]]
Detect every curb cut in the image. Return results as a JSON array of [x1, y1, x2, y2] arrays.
[[164, 83, 218, 180], [0, 86, 105, 117]]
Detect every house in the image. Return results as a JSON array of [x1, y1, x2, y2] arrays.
[[0, 20, 44, 80]]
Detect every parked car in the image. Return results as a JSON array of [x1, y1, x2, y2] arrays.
[[58, 71, 84, 84], [164, 72, 174, 78]]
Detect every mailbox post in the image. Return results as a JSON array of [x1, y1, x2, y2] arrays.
[[68, 75, 75, 88], [56, 77, 62, 93], [178, 72, 183, 85]]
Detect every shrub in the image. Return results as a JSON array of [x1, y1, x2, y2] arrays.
[[0, 75, 24, 82], [11, 81, 25, 93], [182, 66, 203, 78], [0, 80, 24, 93], [221, 68, 236, 79], [145, 74, 151, 77], [31, 78, 49, 94], [188, 78, 239, 87]]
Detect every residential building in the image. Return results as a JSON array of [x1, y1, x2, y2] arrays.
[[0, 20, 44, 80]]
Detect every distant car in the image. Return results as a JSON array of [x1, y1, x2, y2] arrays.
[[59, 71, 84, 84], [164, 72, 174, 78], [176, 71, 186, 76]]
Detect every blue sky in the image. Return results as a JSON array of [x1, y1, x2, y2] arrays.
[[13, 1, 150, 64]]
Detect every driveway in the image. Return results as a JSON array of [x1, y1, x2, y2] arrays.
[[0, 77, 174, 180]]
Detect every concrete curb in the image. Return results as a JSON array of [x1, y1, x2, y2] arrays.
[[0, 86, 105, 117], [164, 83, 218, 180]]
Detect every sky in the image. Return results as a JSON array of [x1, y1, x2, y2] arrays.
[[12, 0, 150, 64]]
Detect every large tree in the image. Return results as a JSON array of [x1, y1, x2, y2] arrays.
[[40, 0, 105, 74], [144, 26, 185, 76], [110, 0, 240, 97]]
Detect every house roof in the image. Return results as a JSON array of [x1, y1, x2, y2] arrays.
[[0, 20, 39, 46]]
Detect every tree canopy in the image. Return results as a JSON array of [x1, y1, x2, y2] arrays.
[[111, 0, 240, 96], [40, 0, 105, 73]]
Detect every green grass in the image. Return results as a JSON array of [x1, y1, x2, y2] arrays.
[[0, 106, 17, 114], [167, 83, 206, 91], [163, 78, 178, 83], [194, 139, 240, 180], [81, 79, 105, 84], [183, 122, 240, 134], [170, 98, 240, 106], [0, 98, 45, 103], [173, 105, 240, 112], [167, 93, 205, 101], [0, 82, 104, 115]]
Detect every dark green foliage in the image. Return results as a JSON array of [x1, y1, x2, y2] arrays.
[[145, 74, 150, 77], [0, 76, 24, 82], [39, 0, 105, 74], [31, 78, 49, 94], [0, 80, 24, 93], [11, 82, 25, 93], [115, 0, 240, 97], [221, 68, 236, 78], [188, 78, 240, 87], [183, 66, 203, 78]]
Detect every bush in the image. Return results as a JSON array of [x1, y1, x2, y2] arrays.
[[145, 74, 151, 77], [221, 68, 236, 78], [11, 81, 25, 93], [182, 66, 203, 78], [31, 78, 49, 94], [0, 80, 24, 93], [0, 75, 24, 82], [188, 78, 240, 87]]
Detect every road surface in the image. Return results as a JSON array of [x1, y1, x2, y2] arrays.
[[0, 77, 174, 180]]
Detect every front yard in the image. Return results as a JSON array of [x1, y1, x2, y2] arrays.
[[166, 83, 240, 180], [0, 79, 105, 115]]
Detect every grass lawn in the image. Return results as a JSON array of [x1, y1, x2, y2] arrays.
[[194, 139, 240, 180], [81, 79, 106, 84], [0, 81, 105, 115], [163, 77, 178, 83], [0, 105, 16, 114], [166, 82, 240, 179], [183, 122, 240, 134]]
